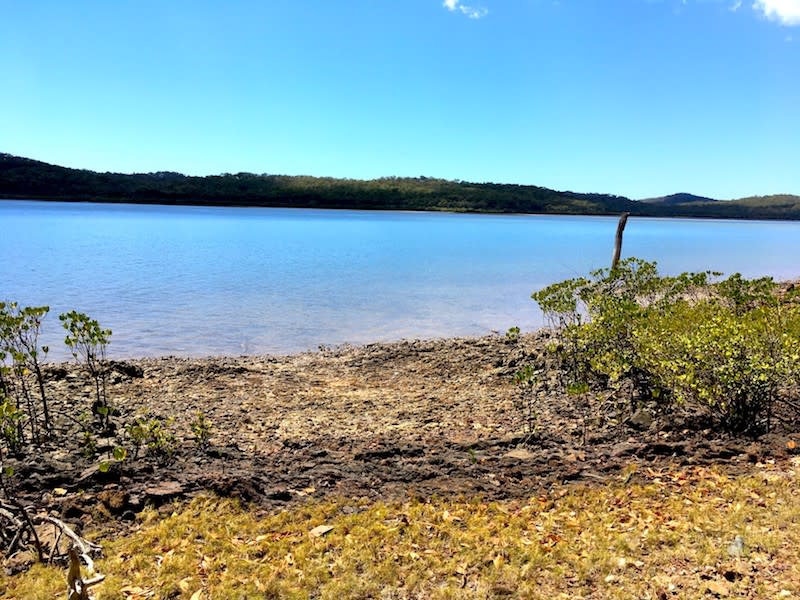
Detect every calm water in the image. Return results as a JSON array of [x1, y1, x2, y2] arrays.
[[2, 200, 799, 358]]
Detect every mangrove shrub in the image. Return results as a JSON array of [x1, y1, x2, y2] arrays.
[[532, 258, 800, 433]]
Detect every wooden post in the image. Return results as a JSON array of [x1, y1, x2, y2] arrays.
[[611, 212, 629, 271]]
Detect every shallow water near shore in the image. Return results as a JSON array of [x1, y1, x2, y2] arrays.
[[2, 199, 800, 358]]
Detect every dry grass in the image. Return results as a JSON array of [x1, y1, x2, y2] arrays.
[[3, 460, 800, 599]]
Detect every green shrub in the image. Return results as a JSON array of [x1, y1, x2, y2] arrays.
[[0, 302, 122, 457], [124, 415, 176, 465], [190, 411, 213, 452], [0, 395, 24, 456], [60, 310, 113, 430], [635, 300, 800, 433], [0, 302, 52, 440], [505, 326, 521, 342], [715, 273, 777, 315], [532, 259, 798, 434], [532, 259, 711, 400]]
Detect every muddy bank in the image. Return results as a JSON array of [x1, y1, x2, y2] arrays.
[[6, 332, 799, 527]]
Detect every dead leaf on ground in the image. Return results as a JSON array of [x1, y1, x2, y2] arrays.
[[705, 580, 730, 597], [309, 524, 334, 537]]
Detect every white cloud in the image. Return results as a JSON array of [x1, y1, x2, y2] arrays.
[[442, 0, 488, 19], [731, 0, 743, 11], [752, 0, 800, 25]]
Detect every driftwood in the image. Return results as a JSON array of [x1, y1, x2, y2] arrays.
[[48, 516, 105, 600], [1, 500, 104, 598], [67, 545, 105, 600]]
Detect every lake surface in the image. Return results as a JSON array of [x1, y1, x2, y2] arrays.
[[2, 200, 799, 358]]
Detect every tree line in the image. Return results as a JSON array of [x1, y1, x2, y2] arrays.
[[2, 153, 799, 220]]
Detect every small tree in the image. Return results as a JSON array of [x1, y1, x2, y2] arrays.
[[513, 365, 539, 439], [59, 311, 113, 430], [0, 302, 52, 440]]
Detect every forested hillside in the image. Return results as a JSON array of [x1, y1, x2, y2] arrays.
[[2, 153, 798, 219]]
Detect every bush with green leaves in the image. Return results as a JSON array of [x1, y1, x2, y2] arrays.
[[532, 258, 712, 400], [634, 299, 800, 433], [532, 258, 799, 434], [99, 446, 128, 474], [0, 301, 122, 462], [59, 310, 113, 430], [124, 415, 176, 465], [191, 411, 213, 452], [0, 302, 52, 441], [0, 395, 24, 456]]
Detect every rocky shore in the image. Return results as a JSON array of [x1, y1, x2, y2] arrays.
[[6, 332, 798, 530]]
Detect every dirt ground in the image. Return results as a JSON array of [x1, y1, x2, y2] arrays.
[[6, 332, 800, 527]]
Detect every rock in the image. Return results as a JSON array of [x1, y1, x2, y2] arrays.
[[503, 448, 536, 460], [43, 365, 69, 381], [98, 488, 129, 513], [629, 409, 654, 431], [77, 465, 100, 483], [108, 361, 144, 378], [610, 442, 640, 458], [144, 481, 185, 498], [61, 497, 93, 520], [205, 475, 262, 502]]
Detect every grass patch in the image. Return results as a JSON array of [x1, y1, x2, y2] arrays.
[[4, 461, 800, 599]]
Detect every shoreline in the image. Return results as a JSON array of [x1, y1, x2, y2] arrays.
[[6, 331, 794, 517], [5, 195, 800, 222], [3, 328, 799, 585], [42, 276, 800, 363]]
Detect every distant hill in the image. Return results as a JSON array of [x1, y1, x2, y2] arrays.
[[0, 153, 638, 215], [641, 192, 718, 205], [735, 194, 800, 208], [657, 193, 800, 220], [1, 153, 798, 220]]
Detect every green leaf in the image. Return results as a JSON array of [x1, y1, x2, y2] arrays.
[[566, 382, 590, 396]]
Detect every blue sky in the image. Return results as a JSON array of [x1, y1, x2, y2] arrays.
[[1, 0, 798, 199]]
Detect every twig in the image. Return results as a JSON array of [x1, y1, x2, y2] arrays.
[[1, 494, 44, 562], [0, 505, 25, 555], [0, 504, 23, 525], [48, 521, 64, 563]]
